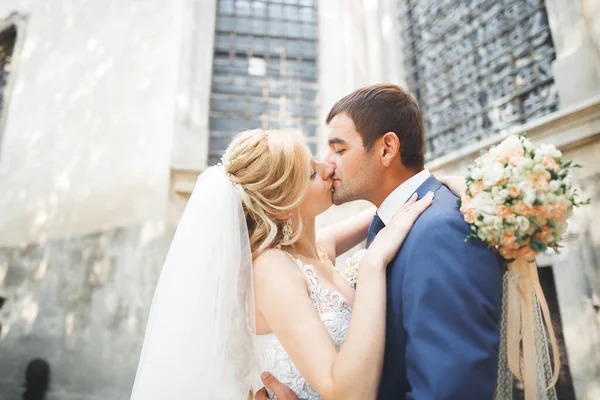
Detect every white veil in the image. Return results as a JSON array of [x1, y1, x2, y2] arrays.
[[130, 165, 260, 399]]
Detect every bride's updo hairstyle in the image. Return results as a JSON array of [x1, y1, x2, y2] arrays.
[[223, 129, 312, 258]]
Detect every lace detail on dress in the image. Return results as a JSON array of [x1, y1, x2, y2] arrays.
[[255, 254, 353, 400]]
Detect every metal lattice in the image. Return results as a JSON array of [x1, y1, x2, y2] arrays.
[[209, 0, 319, 165], [399, 0, 559, 161]]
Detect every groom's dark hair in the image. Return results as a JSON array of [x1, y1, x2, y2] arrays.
[[326, 83, 425, 170]]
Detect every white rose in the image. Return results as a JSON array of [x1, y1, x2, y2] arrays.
[[492, 216, 503, 230], [537, 192, 546, 202], [546, 193, 557, 203], [523, 190, 536, 206], [534, 153, 543, 162], [482, 162, 505, 187], [471, 191, 497, 215], [540, 144, 562, 158], [548, 180, 560, 192], [521, 158, 534, 170], [471, 167, 483, 180], [516, 216, 530, 231], [519, 181, 534, 193], [489, 147, 500, 159], [533, 164, 545, 174], [499, 135, 523, 152], [499, 189, 509, 199]]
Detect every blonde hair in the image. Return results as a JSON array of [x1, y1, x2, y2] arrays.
[[224, 129, 312, 259]]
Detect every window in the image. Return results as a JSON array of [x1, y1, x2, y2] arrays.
[[0, 23, 17, 155], [0, 25, 17, 119], [400, 0, 558, 160], [208, 0, 319, 164]]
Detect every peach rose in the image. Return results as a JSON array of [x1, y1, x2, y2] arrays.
[[549, 201, 567, 221], [470, 181, 485, 196], [532, 204, 549, 220], [495, 147, 524, 163], [508, 186, 520, 198], [460, 197, 477, 224], [538, 226, 553, 242], [532, 172, 550, 190], [498, 206, 513, 219], [500, 231, 520, 250], [516, 244, 539, 260], [542, 156, 560, 172], [512, 201, 536, 217]]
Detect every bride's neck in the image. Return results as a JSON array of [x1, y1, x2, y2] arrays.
[[289, 216, 319, 260]]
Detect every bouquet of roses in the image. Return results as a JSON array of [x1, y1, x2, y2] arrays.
[[458, 133, 588, 261], [458, 133, 589, 400]]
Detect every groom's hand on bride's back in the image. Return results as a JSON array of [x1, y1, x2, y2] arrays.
[[255, 372, 298, 400]]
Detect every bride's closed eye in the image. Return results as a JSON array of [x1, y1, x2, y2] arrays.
[[310, 162, 317, 180]]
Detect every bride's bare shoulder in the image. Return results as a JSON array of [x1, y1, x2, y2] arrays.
[[253, 249, 304, 284]]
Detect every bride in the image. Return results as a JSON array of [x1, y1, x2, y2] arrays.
[[130, 129, 434, 400]]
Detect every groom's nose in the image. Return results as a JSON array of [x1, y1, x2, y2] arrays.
[[324, 162, 335, 179]]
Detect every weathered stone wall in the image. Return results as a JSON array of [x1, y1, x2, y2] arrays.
[[0, 224, 167, 399], [0, 0, 185, 398]]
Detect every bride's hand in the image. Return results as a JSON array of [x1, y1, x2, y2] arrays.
[[366, 192, 434, 266], [439, 175, 467, 198]]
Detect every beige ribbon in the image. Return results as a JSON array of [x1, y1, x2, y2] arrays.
[[506, 259, 560, 400]]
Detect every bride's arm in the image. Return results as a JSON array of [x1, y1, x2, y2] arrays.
[[438, 175, 467, 198], [316, 205, 376, 260], [254, 251, 385, 400], [254, 193, 433, 400]]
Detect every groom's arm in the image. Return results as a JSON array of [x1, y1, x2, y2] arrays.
[[402, 214, 502, 400]]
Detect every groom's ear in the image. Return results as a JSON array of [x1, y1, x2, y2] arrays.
[[379, 132, 401, 167]]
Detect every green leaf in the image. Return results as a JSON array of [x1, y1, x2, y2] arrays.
[[533, 198, 543, 206], [456, 198, 462, 208], [477, 214, 484, 221], [547, 220, 556, 228], [531, 237, 548, 252], [528, 216, 537, 223], [516, 236, 524, 245]]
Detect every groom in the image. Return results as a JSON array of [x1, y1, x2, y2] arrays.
[[258, 84, 502, 399]]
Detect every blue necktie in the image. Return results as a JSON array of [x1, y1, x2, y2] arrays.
[[366, 213, 385, 248]]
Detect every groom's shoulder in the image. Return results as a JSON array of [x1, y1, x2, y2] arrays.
[[416, 185, 465, 227]]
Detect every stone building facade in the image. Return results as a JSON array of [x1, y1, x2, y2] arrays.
[[0, 0, 598, 399]]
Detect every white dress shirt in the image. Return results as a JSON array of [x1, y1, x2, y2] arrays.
[[377, 169, 432, 225]]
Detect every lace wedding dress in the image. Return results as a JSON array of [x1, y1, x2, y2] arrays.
[[255, 253, 353, 399]]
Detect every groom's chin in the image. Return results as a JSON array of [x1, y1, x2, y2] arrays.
[[331, 194, 345, 206]]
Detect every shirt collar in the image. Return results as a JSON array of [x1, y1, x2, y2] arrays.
[[377, 169, 431, 226]]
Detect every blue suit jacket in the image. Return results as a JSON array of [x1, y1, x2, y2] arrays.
[[369, 175, 502, 400]]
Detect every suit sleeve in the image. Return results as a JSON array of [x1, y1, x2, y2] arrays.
[[402, 214, 502, 400]]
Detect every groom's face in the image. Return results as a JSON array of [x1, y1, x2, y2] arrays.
[[325, 113, 378, 205]]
